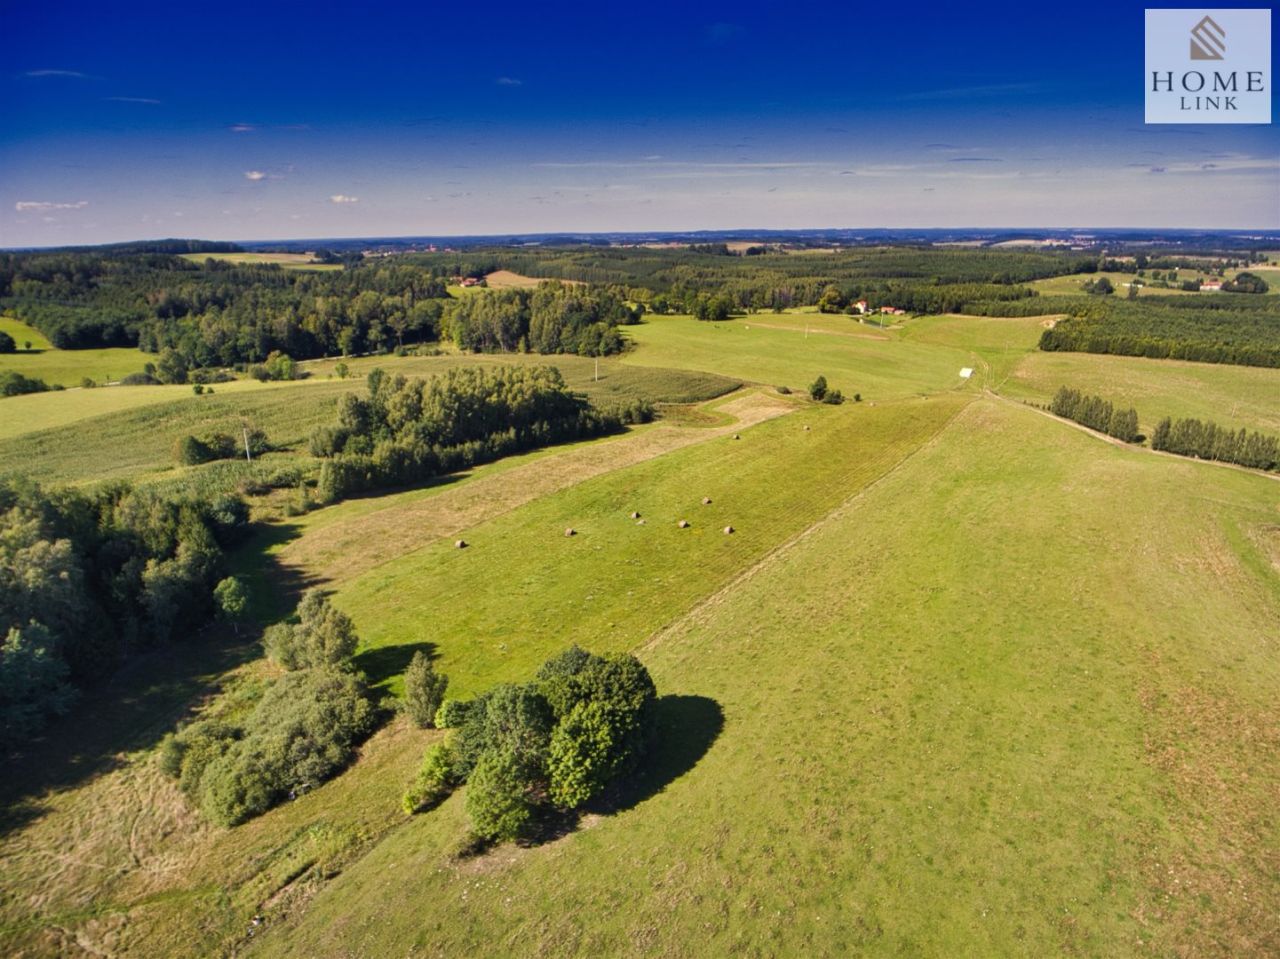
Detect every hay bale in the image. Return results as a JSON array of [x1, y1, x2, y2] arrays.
[[454, 539, 467, 549], [733, 434, 740, 440], [723, 525, 734, 535], [636, 518, 646, 525], [803, 425, 811, 431], [630, 511, 641, 519], [564, 527, 576, 537], [677, 520, 689, 529], [701, 497, 712, 505]]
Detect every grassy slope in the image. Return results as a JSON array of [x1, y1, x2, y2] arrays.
[[258, 399, 1280, 958], [335, 396, 965, 698], [622, 313, 975, 399], [0, 354, 738, 485], [0, 316, 151, 387]]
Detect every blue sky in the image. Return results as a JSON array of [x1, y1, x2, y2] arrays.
[[1, 0, 1276, 246]]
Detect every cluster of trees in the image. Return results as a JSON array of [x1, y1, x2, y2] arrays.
[[159, 590, 379, 825], [445, 283, 639, 354], [401, 645, 657, 843], [174, 427, 268, 466], [310, 366, 648, 503], [1, 370, 53, 397], [808, 375, 847, 405], [1049, 387, 1140, 442], [0, 479, 249, 750], [1151, 418, 1280, 471], [1035, 297, 1280, 368], [1223, 272, 1270, 294]]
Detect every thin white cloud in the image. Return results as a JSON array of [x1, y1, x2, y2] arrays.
[[495, 76, 523, 86], [15, 200, 89, 212], [329, 194, 359, 204], [105, 96, 161, 105], [244, 170, 267, 181], [898, 83, 1039, 102], [23, 69, 87, 78], [229, 123, 255, 133]]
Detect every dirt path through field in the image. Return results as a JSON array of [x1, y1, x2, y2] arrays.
[[275, 390, 795, 588]]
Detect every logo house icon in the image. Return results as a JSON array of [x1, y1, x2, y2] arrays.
[[1190, 15, 1225, 61]]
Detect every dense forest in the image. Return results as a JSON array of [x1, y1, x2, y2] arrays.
[[1036, 296, 1280, 368], [0, 479, 250, 748]]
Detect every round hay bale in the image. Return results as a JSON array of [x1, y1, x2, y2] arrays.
[[701, 497, 712, 505], [677, 519, 689, 529], [636, 518, 646, 525], [630, 511, 641, 519], [733, 434, 740, 440], [804, 425, 811, 431], [723, 525, 734, 535], [454, 539, 467, 549], [564, 527, 576, 537]]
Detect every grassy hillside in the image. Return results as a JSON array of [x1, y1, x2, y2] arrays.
[[257, 398, 1280, 958], [622, 313, 976, 398], [3, 304, 1278, 958]]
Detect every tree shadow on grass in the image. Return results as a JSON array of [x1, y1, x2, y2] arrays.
[[353, 641, 438, 690], [511, 694, 725, 849]]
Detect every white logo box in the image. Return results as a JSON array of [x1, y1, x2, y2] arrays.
[[1145, 8, 1272, 124]]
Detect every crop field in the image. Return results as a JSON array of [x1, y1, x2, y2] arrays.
[[3, 305, 1279, 958], [0, 316, 152, 386], [178, 252, 342, 271]]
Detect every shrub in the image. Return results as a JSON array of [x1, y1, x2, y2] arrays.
[[195, 666, 377, 826], [264, 590, 358, 670], [402, 741, 457, 813], [776, 385, 791, 395], [434, 697, 469, 729], [823, 389, 845, 405], [0, 371, 50, 397], [808, 375, 828, 401], [403, 651, 448, 728], [465, 747, 535, 842], [0, 331, 15, 353]]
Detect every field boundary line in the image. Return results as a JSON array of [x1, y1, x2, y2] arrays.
[[986, 389, 1280, 484], [639, 396, 973, 654]]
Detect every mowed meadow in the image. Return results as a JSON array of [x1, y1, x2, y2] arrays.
[[2, 304, 1279, 957]]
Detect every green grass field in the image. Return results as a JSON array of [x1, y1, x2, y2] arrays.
[[622, 313, 977, 399], [3, 308, 1279, 957], [0, 316, 152, 387], [1028, 272, 1195, 297]]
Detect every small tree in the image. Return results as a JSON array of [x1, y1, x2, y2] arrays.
[[808, 375, 828, 402], [213, 576, 249, 634], [403, 651, 448, 728], [465, 748, 534, 842]]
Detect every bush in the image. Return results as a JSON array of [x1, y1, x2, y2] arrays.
[[808, 375, 828, 401], [0, 331, 15, 353], [194, 666, 377, 826], [402, 741, 457, 813], [0, 371, 51, 397], [434, 697, 469, 729], [120, 371, 159, 385], [402, 651, 448, 728], [465, 747, 535, 842], [823, 389, 844, 405], [776, 385, 791, 395], [264, 589, 358, 670]]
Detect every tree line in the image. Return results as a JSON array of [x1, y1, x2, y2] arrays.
[[1049, 387, 1140, 442], [1152, 418, 1280, 471], [310, 366, 651, 503]]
